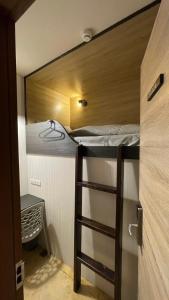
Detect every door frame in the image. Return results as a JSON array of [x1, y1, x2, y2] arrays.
[[0, 1, 35, 300]]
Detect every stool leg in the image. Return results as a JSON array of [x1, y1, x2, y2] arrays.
[[42, 211, 51, 257]]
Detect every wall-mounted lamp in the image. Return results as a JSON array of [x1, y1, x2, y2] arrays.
[[78, 99, 88, 107]]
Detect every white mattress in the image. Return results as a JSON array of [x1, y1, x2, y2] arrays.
[[71, 124, 140, 136], [74, 133, 139, 146]]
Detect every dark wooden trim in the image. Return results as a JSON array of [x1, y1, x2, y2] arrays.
[[122, 146, 140, 160], [77, 181, 117, 194], [7, 19, 23, 300], [77, 216, 116, 239], [114, 146, 124, 300], [0, 0, 35, 22], [12, 0, 36, 21], [82, 146, 139, 160], [74, 146, 83, 292], [0, 1, 35, 299], [77, 252, 115, 285], [0, 14, 16, 300], [25, 0, 160, 79], [0, 13, 23, 300], [0, 5, 11, 18]]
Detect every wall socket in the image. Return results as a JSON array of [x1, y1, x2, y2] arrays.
[[30, 178, 41, 186]]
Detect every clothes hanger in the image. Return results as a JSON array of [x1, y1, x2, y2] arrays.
[[39, 120, 65, 142]]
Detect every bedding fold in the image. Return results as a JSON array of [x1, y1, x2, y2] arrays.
[[74, 133, 139, 146], [70, 124, 139, 137]]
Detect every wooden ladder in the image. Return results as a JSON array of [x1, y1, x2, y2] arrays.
[[74, 145, 124, 300]]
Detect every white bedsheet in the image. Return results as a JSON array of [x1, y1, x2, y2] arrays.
[[71, 124, 139, 136], [74, 133, 139, 146]]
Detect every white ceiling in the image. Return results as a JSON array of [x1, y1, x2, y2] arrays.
[[15, 0, 155, 76]]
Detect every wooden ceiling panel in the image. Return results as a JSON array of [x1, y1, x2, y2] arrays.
[[26, 5, 159, 128], [28, 5, 159, 99]]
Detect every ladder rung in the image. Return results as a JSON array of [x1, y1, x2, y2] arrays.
[[77, 181, 117, 194], [77, 216, 116, 239], [77, 252, 115, 285]]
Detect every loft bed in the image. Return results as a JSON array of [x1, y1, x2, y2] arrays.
[[24, 4, 159, 163], [26, 120, 139, 159]]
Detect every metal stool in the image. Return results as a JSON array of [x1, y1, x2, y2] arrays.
[[21, 194, 51, 256]]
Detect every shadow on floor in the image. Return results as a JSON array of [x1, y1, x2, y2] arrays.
[[23, 247, 113, 300], [23, 246, 62, 288]]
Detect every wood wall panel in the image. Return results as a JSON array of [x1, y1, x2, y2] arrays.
[[139, 1, 169, 299], [26, 5, 158, 129], [139, 147, 169, 300], [140, 0, 169, 147], [26, 79, 70, 125], [70, 78, 140, 128]]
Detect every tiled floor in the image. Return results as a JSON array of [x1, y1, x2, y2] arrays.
[[24, 248, 113, 300]]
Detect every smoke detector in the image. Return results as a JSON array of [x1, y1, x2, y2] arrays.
[[81, 29, 93, 43]]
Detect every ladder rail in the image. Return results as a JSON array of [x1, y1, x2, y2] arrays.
[[74, 145, 83, 292], [114, 146, 124, 300]]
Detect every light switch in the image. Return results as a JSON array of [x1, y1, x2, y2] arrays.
[[30, 178, 41, 186]]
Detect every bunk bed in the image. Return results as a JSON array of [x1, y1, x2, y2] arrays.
[[26, 120, 139, 159]]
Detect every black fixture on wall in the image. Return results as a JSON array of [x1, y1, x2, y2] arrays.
[[78, 99, 88, 107]]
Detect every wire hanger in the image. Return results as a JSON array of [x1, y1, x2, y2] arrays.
[[39, 120, 65, 142]]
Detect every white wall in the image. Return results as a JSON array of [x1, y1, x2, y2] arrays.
[[17, 75, 138, 299], [17, 75, 28, 195], [27, 155, 139, 300]]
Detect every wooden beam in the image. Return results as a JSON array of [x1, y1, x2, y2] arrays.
[[0, 0, 35, 21]]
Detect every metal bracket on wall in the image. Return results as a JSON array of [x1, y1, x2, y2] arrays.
[[128, 204, 143, 247], [147, 73, 164, 101]]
